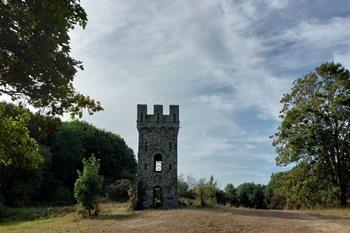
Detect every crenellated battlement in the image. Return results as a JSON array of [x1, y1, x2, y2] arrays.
[[137, 104, 179, 129]]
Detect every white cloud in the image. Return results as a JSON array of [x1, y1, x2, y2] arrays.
[[66, 0, 350, 185], [280, 17, 350, 47]]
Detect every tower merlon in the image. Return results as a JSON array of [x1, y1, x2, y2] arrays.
[[154, 105, 163, 115], [169, 105, 179, 122], [137, 104, 147, 122]]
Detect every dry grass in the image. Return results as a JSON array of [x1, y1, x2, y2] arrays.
[[1, 203, 350, 233], [304, 208, 350, 218]]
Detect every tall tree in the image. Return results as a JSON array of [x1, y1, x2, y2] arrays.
[[0, 0, 102, 117], [272, 62, 350, 207]]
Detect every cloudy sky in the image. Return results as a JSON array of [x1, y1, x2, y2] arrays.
[[69, 0, 350, 187]]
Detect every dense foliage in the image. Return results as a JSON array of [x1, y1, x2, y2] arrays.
[[74, 156, 103, 216], [0, 102, 137, 207], [272, 62, 350, 207], [0, 0, 102, 116], [266, 166, 337, 209], [178, 176, 268, 209], [106, 179, 132, 202], [0, 106, 42, 168]]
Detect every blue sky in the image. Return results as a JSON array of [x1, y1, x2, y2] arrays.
[[68, 0, 350, 187]]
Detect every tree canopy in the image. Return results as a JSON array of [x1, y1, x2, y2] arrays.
[[272, 62, 350, 207], [0, 0, 102, 116]]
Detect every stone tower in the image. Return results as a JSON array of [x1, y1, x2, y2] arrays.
[[136, 104, 179, 209]]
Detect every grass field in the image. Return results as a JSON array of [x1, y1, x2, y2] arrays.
[[1, 203, 350, 233]]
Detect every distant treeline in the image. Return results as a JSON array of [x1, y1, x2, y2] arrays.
[[178, 172, 339, 209], [0, 102, 137, 207]]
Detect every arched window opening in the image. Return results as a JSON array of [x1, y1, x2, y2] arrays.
[[157, 114, 160, 123], [140, 112, 143, 122], [145, 142, 148, 151], [169, 164, 172, 170], [169, 142, 172, 151], [173, 114, 176, 123], [145, 163, 147, 170], [154, 154, 162, 172]]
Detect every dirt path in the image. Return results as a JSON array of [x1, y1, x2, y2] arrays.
[[1, 207, 350, 233], [83, 208, 350, 233]]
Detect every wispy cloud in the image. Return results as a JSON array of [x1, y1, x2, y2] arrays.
[[67, 0, 350, 186]]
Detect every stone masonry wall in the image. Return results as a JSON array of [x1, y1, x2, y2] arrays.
[[137, 104, 179, 209]]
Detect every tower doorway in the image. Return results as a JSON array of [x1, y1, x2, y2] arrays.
[[154, 186, 162, 208]]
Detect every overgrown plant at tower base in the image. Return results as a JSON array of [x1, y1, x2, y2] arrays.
[[74, 155, 103, 217]]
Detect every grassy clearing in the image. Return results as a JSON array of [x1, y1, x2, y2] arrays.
[[1, 203, 350, 233], [0, 202, 135, 233]]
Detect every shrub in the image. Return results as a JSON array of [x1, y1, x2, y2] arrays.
[[179, 197, 195, 208], [74, 156, 103, 216], [106, 179, 132, 202]]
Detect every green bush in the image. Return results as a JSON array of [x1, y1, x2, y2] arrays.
[[106, 179, 132, 202], [74, 156, 103, 216], [178, 197, 195, 208]]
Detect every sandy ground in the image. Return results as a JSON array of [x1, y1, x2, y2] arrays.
[[1, 205, 350, 233]]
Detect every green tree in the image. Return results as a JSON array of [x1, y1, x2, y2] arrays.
[[193, 176, 217, 207], [277, 162, 337, 209], [272, 62, 350, 207], [177, 175, 189, 198], [252, 184, 266, 209], [0, 0, 102, 116], [225, 183, 238, 207], [0, 106, 42, 168], [264, 173, 286, 209], [74, 156, 103, 216], [237, 183, 252, 207]]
